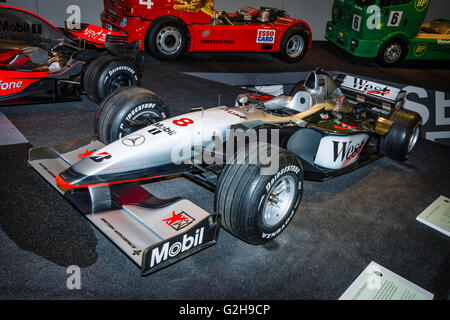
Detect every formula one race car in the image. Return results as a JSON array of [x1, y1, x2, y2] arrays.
[[0, 5, 142, 106], [29, 69, 422, 275], [101, 0, 312, 63]]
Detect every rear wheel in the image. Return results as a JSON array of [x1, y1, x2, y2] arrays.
[[377, 38, 407, 67], [95, 86, 169, 144], [83, 54, 140, 103], [279, 27, 308, 63], [215, 143, 303, 244], [381, 109, 422, 161]]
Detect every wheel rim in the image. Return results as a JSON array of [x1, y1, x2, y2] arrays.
[[109, 73, 133, 93], [407, 124, 420, 154], [286, 35, 305, 59], [156, 26, 182, 55], [262, 175, 297, 228], [118, 110, 161, 139], [384, 43, 402, 64]]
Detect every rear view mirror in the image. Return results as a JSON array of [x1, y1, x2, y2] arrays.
[[304, 72, 317, 90]]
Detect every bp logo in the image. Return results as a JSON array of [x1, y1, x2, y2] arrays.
[[414, 0, 429, 12], [414, 43, 428, 57]]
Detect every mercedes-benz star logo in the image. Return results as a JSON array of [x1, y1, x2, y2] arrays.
[[122, 134, 145, 147]]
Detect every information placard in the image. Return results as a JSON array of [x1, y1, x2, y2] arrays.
[[339, 261, 434, 300], [416, 195, 450, 237]]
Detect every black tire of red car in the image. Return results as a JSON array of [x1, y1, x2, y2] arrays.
[[83, 54, 140, 104], [380, 109, 422, 161], [215, 143, 304, 245], [289, 80, 306, 96], [376, 38, 408, 67], [146, 17, 189, 61], [95, 86, 169, 144], [278, 27, 309, 63]]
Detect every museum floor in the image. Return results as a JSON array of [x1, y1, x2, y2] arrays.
[[0, 42, 448, 299]]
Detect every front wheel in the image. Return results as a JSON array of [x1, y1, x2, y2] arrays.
[[215, 143, 304, 245], [95, 86, 169, 144], [279, 27, 308, 63], [377, 38, 407, 67]]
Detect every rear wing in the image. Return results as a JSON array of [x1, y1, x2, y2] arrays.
[[334, 74, 406, 114]]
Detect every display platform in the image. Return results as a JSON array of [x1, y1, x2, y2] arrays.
[[0, 43, 449, 299]]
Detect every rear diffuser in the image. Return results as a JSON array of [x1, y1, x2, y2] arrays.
[[28, 135, 220, 276]]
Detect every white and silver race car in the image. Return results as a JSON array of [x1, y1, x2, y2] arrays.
[[29, 68, 422, 275]]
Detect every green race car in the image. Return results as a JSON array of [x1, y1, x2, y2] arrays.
[[325, 0, 450, 66]]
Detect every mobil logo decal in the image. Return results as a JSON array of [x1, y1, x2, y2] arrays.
[[149, 227, 204, 268]]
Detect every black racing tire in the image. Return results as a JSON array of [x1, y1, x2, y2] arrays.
[[215, 143, 304, 245], [289, 80, 306, 96], [95, 86, 169, 144], [279, 27, 309, 63], [376, 38, 408, 67], [83, 54, 140, 104], [381, 109, 422, 161], [146, 17, 189, 61]]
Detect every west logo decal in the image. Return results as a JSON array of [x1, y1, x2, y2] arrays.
[[333, 139, 367, 168], [352, 78, 391, 97]]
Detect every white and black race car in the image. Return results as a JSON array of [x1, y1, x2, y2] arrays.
[[29, 68, 422, 275]]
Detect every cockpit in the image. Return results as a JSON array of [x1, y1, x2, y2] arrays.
[[239, 68, 354, 118], [0, 5, 73, 73]]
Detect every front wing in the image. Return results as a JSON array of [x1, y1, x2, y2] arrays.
[[28, 136, 219, 275]]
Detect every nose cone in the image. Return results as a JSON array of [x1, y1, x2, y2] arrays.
[[56, 128, 176, 189], [56, 166, 99, 189], [55, 108, 250, 189]]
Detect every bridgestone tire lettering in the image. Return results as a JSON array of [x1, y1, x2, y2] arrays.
[[83, 55, 140, 104], [215, 143, 304, 245], [95, 86, 170, 144]]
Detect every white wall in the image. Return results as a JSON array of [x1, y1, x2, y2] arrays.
[[4, 0, 103, 27], [5, 0, 450, 40]]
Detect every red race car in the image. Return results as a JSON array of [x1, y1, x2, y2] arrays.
[[101, 0, 312, 63], [0, 5, 143, 106]]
